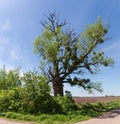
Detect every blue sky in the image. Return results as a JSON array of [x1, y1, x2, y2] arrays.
[[0, 0, 120, 96]]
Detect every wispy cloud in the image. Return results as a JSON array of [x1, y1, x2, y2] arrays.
[[0, 36, 10, 56], [0, 19, 29, 69], [103, 38, 120, 60], [104, 42, 120, 53], [0, 20, 11, 34], [10, 50, 21, 60]]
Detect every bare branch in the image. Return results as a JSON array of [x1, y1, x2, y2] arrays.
[[41, 12, 67, 34]]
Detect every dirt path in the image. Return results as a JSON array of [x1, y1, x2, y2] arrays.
[[0, 119, 34, 124], [75, 109, 120, 124]]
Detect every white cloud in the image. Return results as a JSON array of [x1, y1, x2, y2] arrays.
[[0, 19, 29, 68], [0, 20, 10, 30], [104, 42, 120, 53], [10, 49, 22, 60], [0, 36, 10, 57], [0, 20, 10, 34], [102, 38, 120, 61], [0, 36, 30, 71], [0, 20, 11, 56]]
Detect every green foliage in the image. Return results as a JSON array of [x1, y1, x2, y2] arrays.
[[104, 101, 120, 111], [0, 70, 68, 115], [0, 82, 78, 115], [79, 101, 120, 117], [65, 90, 72, 98], [21, 70, 62, 114], [22, 70, 50, 95], [0, 66, 21, 90], [54, 96, 78, 113], [0, 88, 22, 113], [33, 12, 114, 96], [79, 102, 106, 117], [2, 101, 120, 124]]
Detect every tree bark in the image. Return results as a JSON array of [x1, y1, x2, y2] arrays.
[[53, 81, 64, 96]]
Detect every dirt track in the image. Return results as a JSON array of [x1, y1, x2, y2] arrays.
[[0, 119, 33, 124], [75, 109, 120, 124]]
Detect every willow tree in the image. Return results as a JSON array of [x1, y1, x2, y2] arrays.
[[34, 12, 114, 96]]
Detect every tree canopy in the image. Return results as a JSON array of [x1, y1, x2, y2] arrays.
[[34, 12, 114, 96]]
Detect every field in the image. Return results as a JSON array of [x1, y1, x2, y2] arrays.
[[73, 96, 120, 103]]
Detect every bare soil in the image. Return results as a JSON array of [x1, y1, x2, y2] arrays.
[[0, 119, 34, 124], [73, 96, 120, 103], [75, 109, 120, 124]]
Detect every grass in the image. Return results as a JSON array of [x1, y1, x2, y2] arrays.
[[1, 100, 120, 124], [0, 112, 90, 124]]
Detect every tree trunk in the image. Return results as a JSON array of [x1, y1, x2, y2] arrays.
[[53, 81, 64, 96]]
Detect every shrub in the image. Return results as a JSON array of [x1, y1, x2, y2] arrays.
[[54, 95, 78, 113], [0, 66, 21, 90], [21, 71, 63, 114], [0, 88, 22, 113], [0, 70, 78, 115]]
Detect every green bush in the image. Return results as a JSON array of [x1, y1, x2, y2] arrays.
[[0, 66, 21, 90], [21, 71, 63, 114], [1, 101, 120, 124], [0, 73, 64, 114], [0, 70, 78, 115], [0, 89, 77, 115], [0, 88, 22, 113], [54, 95, 78, 113]]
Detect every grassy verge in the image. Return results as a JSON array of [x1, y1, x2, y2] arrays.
[[1, 100, 120, 124], [0, 112, 90, 124]]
